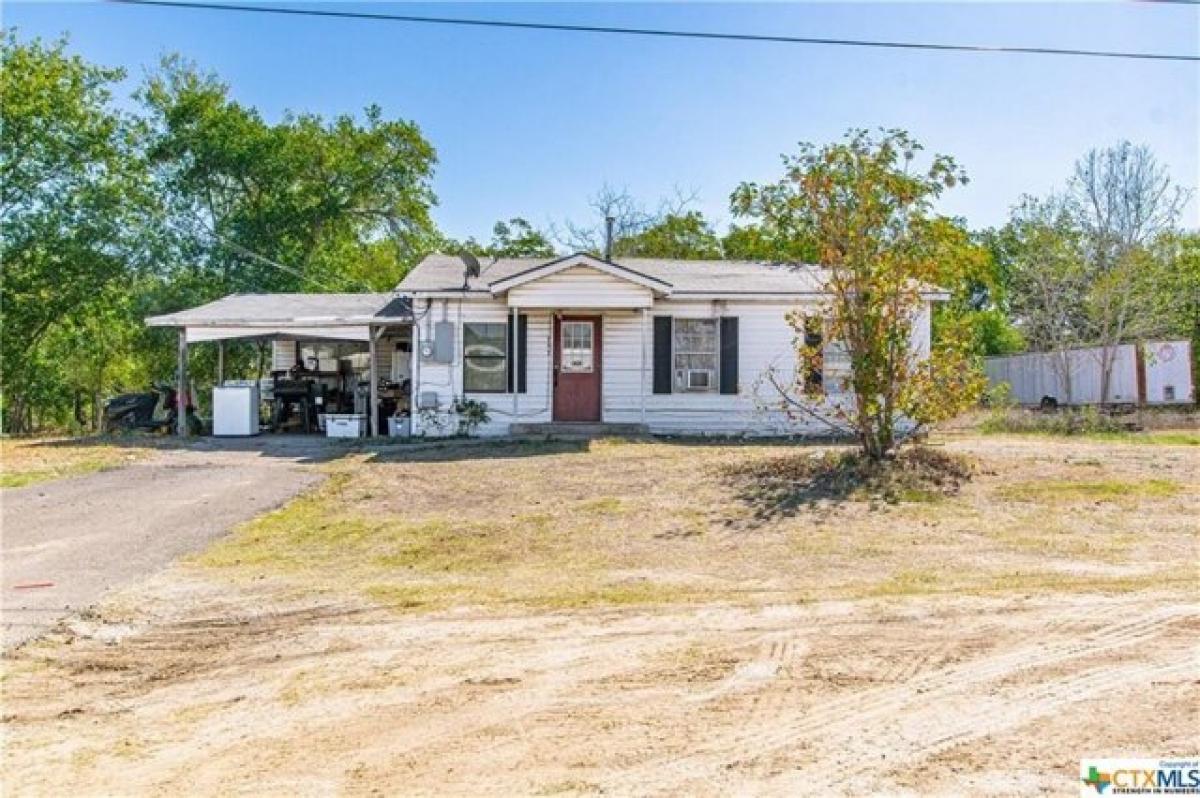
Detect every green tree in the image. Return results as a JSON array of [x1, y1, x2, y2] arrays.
[[614, 210, 723, 259], [1067, 142, 1187, 403], [995, 196, 1092, 401], [1, 33, 152, 432], [487, 217, 556, 258], [732, 129, 985, 460], [48, 287, 150, 430], [1001, 143, 1190, 403], [135, 57, 441, 395], [463, 217, 557, 258], [925, 217, 1023, 356], [721, 223, 818, 262], [1145, 231, 1200, 386], [140, 56, 439, 297]]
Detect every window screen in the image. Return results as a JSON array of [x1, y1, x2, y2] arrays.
[[673, 318, 718, 392], [463, 322, 508, 393]]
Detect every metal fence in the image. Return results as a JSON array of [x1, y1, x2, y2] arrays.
[[983, 340, 1194, 406]]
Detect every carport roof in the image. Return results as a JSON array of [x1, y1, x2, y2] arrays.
[[145, 293, 412, 328]]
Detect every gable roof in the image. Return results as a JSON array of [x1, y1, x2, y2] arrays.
[[397, 253, 831, 296], [146, 293, 411, 328], [488, 253, 672, 294]]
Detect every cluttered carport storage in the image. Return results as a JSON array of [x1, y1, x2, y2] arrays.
[[267, 336, 411, 437], [145, 293, 414, 438]]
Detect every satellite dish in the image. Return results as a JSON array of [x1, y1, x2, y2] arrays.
[[459, 252, 481, 287]]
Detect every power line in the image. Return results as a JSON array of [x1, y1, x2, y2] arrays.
[[109, 0, 1200, 62], [196, 222, 375, 293]]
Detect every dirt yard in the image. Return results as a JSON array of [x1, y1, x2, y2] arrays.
[[2, 434, 1197, 795]]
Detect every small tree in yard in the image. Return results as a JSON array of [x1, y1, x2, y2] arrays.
[[1001, 196, 1092, 404], [1003, 142, 1190, 406], [732, 129, 984, 461], [1068, 142, 1189, 404]]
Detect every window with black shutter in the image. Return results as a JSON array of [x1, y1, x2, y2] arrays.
[[465, 316, 527, 394], [803, 317, 824, 395], [653, 316, 673, 394]]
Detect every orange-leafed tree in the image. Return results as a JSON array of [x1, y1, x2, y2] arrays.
[[732, 129, 985, 460]]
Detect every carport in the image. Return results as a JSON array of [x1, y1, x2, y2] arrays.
[[146, 293, 413, 437]]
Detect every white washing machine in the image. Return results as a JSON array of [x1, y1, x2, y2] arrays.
[[212, 385, 260, 436]]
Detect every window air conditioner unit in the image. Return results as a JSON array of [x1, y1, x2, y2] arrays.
[[686, 369, 714, 390]]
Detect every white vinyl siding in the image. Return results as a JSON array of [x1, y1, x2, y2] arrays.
[[506, 266, 654, 308], [410, 294, 936, 437], [411, 301, 554, 436], [603, 301, 807, 435]]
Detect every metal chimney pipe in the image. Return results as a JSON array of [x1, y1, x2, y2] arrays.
[[604, 215, 615, 261]]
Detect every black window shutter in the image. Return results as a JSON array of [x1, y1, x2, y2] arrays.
[[505, 320, 514, 393], [505, 315, 529, 393], [653, 316, 673, 394], [720, 317, 739, 395], [517, 314, 528, 394]]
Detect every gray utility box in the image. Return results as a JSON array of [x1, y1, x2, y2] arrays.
[[433, 320, 455, 363]]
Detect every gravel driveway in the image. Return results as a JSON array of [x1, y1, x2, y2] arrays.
[[1, 442, 326, 649]]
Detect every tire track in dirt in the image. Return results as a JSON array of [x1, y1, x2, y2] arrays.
[[603, 602, 1195, 795], [711, 604, 1184, 750], [786, 654, 1195, 795], [214, 627, 695, 792], [742, 633, 808, 716]]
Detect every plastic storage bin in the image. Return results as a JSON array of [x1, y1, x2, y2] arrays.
[[325, 413, 366, 438]]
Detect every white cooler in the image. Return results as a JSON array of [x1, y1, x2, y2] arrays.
[[325, 413, 367, 438], [212, 385, 260, 436]]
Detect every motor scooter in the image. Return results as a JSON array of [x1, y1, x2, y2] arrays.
[[102, 384, 190, 433]]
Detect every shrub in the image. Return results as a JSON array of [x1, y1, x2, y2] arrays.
[[722, 446, 974, 518], [979, 405, 1127, 436], [453, 399, 490, 437]]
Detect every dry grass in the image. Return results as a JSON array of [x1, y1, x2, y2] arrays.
[[6, 434, 1199, 796], [197, 435, 1199, 610], [0, 437, 143, 488], [721, 446, 975, 511], [996, 477, 1180, 503]]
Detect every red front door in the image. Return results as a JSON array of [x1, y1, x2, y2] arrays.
[[553, 315, 602, 422]]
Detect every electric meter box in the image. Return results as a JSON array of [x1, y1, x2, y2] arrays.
[[432, 321, 454, 363]]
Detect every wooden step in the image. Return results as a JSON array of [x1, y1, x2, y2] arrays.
[[510, 422, 650, 437]]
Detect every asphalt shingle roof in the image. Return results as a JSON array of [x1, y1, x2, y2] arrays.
[[397, 254, 830, 294], [145, 293, 411, 327]]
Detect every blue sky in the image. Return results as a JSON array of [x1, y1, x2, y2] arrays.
[[7, 1, 1198, 241]]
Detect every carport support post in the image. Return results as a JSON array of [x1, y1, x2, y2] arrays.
[[176, 328, 188, 437], [216, 340, 224, 385], [368, 325, 379, 437]]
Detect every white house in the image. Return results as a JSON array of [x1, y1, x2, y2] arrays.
[[146, 252, 945, 438], [396, 252, 945, 437]]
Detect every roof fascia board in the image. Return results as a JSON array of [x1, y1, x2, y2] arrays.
[[488, 253, 672, 295], [666, 290, 948, 300], [408, 290, 493, 299], [145, 318, 400, 328]]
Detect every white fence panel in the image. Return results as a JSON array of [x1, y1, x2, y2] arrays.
[[985, 340, 1193, 406], [1144, 340, 1194, 404]]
